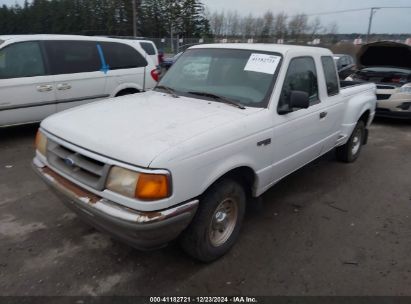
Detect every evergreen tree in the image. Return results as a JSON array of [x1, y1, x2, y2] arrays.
[[0, 0, 210, 37]]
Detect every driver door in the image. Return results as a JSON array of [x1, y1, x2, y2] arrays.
[[271, 57, 327, 182]]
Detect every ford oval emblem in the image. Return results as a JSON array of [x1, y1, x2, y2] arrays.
[[64, 157, 75, 167]]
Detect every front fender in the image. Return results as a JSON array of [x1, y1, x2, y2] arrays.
[[198, 157, 259, 197]]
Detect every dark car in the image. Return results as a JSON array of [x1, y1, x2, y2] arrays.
[[333, 54, 356, 79], [161, 52, 183, 71]]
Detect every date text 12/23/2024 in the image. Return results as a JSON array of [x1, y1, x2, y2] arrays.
[[149, 297, 258, 303]]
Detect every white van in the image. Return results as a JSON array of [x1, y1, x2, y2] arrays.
[[0, 35, 158, 127]]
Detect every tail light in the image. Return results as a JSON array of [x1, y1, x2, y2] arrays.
[[151, 69, 159, 82]]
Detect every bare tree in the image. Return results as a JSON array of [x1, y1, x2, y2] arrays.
[[209, 10, 224, 37], [309, 17, 323, 39], [273, 12, 288, 40], [288, 13, 308, 41], [242, 13, 254, 38], [260, 11, 274, 41], [327, 21, 339, 43], [226, 10, 240, 37], [327, 21, 338, 35]]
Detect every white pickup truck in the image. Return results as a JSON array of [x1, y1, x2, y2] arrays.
[[33, 44, 376, 262]]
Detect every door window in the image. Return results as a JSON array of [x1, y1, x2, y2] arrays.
[[45, 40, 101, 75], [278, 57, 319, 111], [0, 41, 45, 79], [100, 42, 148, 70], [321, 56, 340, 96]]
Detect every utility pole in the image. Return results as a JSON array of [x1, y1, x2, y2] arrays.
[[366, 7, 379, 43], [132, 0, 137, 37], [170, 24, 174, 54]]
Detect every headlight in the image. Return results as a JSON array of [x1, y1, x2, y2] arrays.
[[106, 166, 171, 201], [35, 130, 47, 156], [399, 84, 411, 94]]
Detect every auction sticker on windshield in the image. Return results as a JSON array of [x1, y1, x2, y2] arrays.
[[244, 53, 281, 75]]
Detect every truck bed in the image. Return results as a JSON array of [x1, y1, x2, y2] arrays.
[[340, 81, 375, 98], [337, 81, 376, 146], [340, 80, 368, 88]]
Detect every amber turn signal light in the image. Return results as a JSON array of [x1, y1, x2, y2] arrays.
[[35, 130, 47, 156], [135, 173, 170, 200]]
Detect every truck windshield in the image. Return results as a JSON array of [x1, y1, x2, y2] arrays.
[[158, 48, 282, 108]]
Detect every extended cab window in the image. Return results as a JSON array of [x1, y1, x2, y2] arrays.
[[45, 40, 101, 74], [321, 56, 340, 96], [100, 42, 148, 70], [0, 41, 45, 79], [278, 57, 319, 112]]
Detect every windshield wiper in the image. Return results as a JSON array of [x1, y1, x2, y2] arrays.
[[187, 91, 246, 109], [155, 85, 179, 98]]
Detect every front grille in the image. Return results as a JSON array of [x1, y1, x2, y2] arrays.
[[47, 140, 110, 191], [376, 85, 396, 90], [377, 94, 391, 100]]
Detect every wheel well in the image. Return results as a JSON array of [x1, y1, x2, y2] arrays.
[[209, 167, 256, 199], [115, 88, 140, 97], [359, 110, 370, 125]]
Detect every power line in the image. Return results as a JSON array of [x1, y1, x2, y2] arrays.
[[300, 6, 411, 17]]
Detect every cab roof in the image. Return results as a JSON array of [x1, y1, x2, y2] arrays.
[[189, 43, 333, 57]]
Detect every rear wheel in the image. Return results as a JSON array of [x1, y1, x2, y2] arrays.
[[179, 178, 246, 262], [336, 120, 365, 163]]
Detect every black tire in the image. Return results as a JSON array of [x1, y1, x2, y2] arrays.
[[179, 178, 246, 262], [336, 120, 365, 163]]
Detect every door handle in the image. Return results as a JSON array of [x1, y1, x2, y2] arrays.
[[37, 85, 53, 92], [57, 83, 72, 90], [320, 112, 328, 119]]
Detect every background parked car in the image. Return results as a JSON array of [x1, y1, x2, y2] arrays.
[[333, 54, 356, 79], [161, 52, 183, 71], [347, 41, 411, 119], [0, 35, 158, 127]]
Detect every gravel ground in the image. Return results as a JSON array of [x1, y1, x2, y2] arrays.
[[0, 118, 410, 296]]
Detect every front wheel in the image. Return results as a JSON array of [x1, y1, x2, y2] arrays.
[[179, 178, 246, 262], [336, 121, 365, 163]]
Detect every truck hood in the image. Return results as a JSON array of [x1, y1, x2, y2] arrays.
[[357, 41, 411, 69], [41, 91, 255, 168]]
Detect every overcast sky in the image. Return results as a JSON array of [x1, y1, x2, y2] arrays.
[[1, 0, 411, 34]]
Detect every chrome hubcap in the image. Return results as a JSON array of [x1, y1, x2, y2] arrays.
[[351, 129, 362, 156], [209, 198, 238, 247]]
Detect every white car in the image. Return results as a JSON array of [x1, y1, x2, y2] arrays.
[[0, 35, 158, 127], [347, 41, 411, 119], [33, 44, 376, 261]]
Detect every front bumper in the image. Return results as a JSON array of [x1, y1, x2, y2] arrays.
[[375, 90, 411, 119], [33, 161, 199, 250], [376, 108, 411, 119]]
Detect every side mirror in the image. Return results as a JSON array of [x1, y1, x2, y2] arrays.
[[278, 90, 310, 115], [290, 90, 310, 109]]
